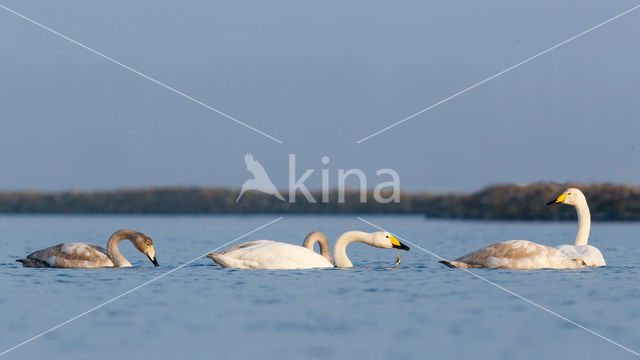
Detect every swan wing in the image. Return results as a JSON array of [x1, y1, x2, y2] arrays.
[[24, 243, 112, 268], [556, 245, 606, 267], [450, 240, 582, 269], [209, 240, 333, 269]]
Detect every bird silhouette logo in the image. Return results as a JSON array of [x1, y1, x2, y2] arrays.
[[236, 154, 286, 203]]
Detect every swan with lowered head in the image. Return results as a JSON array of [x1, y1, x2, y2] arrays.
[[17, 229, 159, 268], [208, 230, 410, 269], [332, 231, 410, 268], [440, 188, 605, 269], [208, 231, 334, 269]]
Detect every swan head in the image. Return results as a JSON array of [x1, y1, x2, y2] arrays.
[[371, 232, 410, 251], [546, 187, 586, 207], [133, 233, 159, 267]]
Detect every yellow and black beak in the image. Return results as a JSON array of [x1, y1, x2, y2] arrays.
[[390, 235, 410, 251], [546, 193, 567, 206], [148, 255, 159, 267]]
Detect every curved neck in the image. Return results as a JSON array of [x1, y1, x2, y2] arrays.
[[573, 198, 591, 246], [107, 230, 135, 267], [333, 231, 370, 268], [303, 232, 334, 265]]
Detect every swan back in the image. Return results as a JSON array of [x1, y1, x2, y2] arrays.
[[303, 231, 334, 265], [208, 240, 333, 269], [449, 240, 583, 269], [18, 243, 113, 268]]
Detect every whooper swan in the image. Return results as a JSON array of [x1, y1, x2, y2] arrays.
[[440, 188, 605, 269], [207, 230, 410, 269], [17, 229, 158, 268]]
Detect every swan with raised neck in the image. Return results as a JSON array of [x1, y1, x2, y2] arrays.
[[440, 187, 605, 269], [546, 187, 590, 246]]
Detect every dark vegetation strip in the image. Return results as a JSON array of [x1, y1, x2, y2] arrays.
[[0, 183, 639, 220]]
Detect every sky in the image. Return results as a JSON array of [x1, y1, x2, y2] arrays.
[[0, 0, 639, 193]]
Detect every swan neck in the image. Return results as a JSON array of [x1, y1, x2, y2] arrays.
[[107, 231, 134, 267], [303, 232, 334, 265], [333, 231, 369, 268], [574, 198, 591, 246]]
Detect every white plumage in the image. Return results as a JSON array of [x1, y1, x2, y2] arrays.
[[208, 231, 410, 269], [556, 244, 605, 267], [208, 239, 333, 270]]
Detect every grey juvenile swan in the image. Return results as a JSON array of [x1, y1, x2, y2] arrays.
[[439, 188, 605, 269], [17, 229, 159, 268]]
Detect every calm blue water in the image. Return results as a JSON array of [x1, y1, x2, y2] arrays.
[[1, 215, 639, 359]]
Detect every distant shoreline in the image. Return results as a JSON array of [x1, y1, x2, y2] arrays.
[[0, 182, 639, 220]]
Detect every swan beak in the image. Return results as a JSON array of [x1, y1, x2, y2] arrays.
[[390, 236, 410, 251], [546, 193, 568, 206], [148, 255, 159, 267]]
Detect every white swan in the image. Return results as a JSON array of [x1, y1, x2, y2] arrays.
[[207, 230, 410, 269], [207, 231, 333, 269], [440, 188, 605, 269], [17, 229, 158, 268]]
